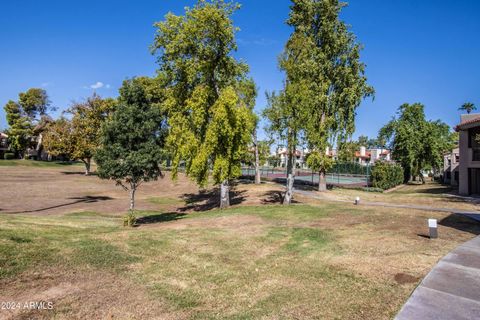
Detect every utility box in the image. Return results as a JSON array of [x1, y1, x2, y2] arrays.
[[428, 219, 438, 239]]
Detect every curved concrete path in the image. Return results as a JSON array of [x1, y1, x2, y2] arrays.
[[395, 235, 480, 319]]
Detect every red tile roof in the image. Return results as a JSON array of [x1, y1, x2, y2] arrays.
[[278, 150, 302, 156], [455, 116, 480, 131], [354, 151, 371, 159]]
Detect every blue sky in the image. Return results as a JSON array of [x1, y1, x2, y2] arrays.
[[1, 0, 479, 142]]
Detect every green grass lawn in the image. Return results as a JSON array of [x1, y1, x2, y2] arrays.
[[0, 202, 473, 319], [0, 159, 83, 167]]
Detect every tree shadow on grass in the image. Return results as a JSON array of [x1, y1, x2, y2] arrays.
[[178, 187, 247, 212], [416, 233, 431, 239], [439, 214, 480, 235], [5, 196, 113, 214], [136, 212, 187, 225], [61, 171, 98, 176], [260, 190, 300, 204], [442, 198, 480, 208], [412, 186, 454, 195]]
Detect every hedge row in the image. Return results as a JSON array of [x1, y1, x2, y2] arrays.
[[4, 153, 15, 160], [328, 161, 370, 175], [371, 161, 404, 190]]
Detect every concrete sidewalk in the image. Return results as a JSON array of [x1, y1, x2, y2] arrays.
[[395, 236, 480, 319]]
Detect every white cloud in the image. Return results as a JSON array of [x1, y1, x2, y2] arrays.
[[41, 82, 51, 87], [90, 81, 104, 89], [83, 81, 112, 90]]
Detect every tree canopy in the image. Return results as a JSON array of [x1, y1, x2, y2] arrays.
[[152, 0, 256, 208], [458, 102, 476, 114], [95, 78, 167, 211], [18, 88, 51, 120], [3, 88, 53, 157], [379, 103, 456, 182], [43, 94, 115, 174], [265, 0, 373, 194]]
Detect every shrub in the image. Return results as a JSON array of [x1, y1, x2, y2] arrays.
[[371, 161, 404, 190], [123, 211, 137, 227], [4, 153, 15, 160]]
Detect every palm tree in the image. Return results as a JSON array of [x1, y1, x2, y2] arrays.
[[458, 102, 476, 114]]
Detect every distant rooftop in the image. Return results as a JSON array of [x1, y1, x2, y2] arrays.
[[456, 113, 480, 131], [460, 113, 480, 123]]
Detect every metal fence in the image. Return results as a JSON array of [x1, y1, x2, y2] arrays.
[[242, 162, 371, 187]]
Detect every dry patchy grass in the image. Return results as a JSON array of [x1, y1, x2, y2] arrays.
[[329, 182, 480, 211], [1, 164, 479, 319]]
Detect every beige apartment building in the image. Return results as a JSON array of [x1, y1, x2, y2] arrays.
[[443, 147, 459, 186], [0, 132, 8, 158], [456, 114, 480, 195]]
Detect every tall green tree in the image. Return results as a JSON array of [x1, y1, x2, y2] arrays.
[[152, 0, 256, 208], [337, 140, 359, 162], [3, 88, 53, 158], [42, 117, 75, 160], [95, 79, 167, 211], [379, 103, 455, 183], [267, 0, 374, 193], [357, 135, 382, 148], [18, 88, 51, 119], [357, 135, 369, 147], [458, 102, 476, 114], [422, 120, 457, 175], [3, 100, 32, 157], [264, 90, 303, 203]]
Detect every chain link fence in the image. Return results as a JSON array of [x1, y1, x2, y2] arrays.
[[242, 162, 371, 187]]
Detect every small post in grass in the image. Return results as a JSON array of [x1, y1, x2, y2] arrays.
[[428, 219, 438, 239], [354, 196, 360, 205]]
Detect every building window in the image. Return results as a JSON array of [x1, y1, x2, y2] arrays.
[[473, 148, 480, 161], [469, 127, 480, 148], [455, 171, 459, 182], [455, 155, 459, 163]]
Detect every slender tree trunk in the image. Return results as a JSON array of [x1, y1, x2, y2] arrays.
[[318, 112, 328, 192], [36, 133, 43, 161], [318, 169, 327, 192], [220, 180, 230, 209], [284, 144, 295, 205], [130, 185, 136, 211], [254, 130, 261, 184], [84, 158, 91, 176]]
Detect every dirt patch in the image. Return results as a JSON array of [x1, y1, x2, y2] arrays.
[[0, 167, 290, 216], [0, 268, 183, 320], [0, 166, 199, 215], [394, 273, 419, 285]]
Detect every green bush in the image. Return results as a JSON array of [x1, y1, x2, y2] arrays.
[[4, 153, 15, 160], [371, 161, 404, 190], [329, 161, 370, 175], [123, 211, 137, 227]]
